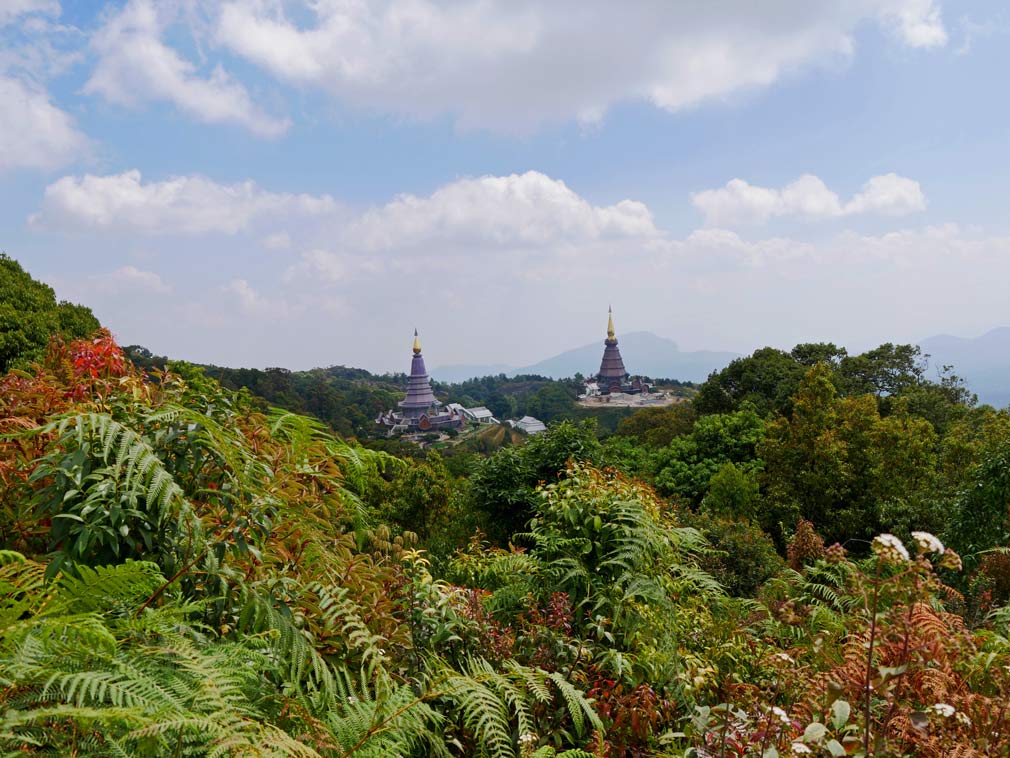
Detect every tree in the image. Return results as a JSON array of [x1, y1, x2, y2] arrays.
[[469, 421, 601, 545], [616, 403, 696, 447], [0, 254, 100, 373], [525, 382, 577, 422], [760, 364, 938, 547], [701, 462, 761, 521], [791, 342, 848, 367], [380, 451, 454, 541], [837, 343, 925, 398], [694, 347, 807, 417], [650, 408, 765, 504]]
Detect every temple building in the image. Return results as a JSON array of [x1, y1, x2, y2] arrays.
[[592, 308, 651, 395], [376, 331, 463, 433]]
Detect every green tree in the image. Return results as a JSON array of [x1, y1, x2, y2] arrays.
[[790, 342, 848, 367], [701, 461, 761, 521], [616, 403, 696, 447], [837, 342, 925, 398], [687, 512, 783, 596], [380, 451, 454, 541], [759, 364, 938, 547], [650, 408, 765, 504], [469, 421, 601, 545], [525, 382, 577, 422], [0, 254, 100, 372], [694, 347, 807, 417]]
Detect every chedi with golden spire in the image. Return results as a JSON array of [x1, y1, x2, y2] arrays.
[[590, 307, 651, 396], [376, 330, 462, 434]]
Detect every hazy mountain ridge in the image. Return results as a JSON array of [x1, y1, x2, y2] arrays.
[[432, 331, 740, 383], [919, 327, 1010, 407]]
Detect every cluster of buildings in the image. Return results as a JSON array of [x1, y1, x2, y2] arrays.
[[376, 309, 647, 437]]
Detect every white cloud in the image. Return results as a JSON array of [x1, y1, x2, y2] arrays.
[[43, 166, 1010, 374], [0, 0, 58, 26], [691, 173, 925, 226], [260, 232, 291, 250], [882, 0, 948, 47], [222, 278, 291, 319], [845, 173, 928, 216], [32, 169, 337, 234], [0, 74, 88, 171], [345, 171, 658, 251], [215, 0, 946, 132], [85, 0, 288, 137], [88, 265, 172, 295]]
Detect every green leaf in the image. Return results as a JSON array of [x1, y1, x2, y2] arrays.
[[803, 722, 827, 743], [830, 699, 850, 730], [825, 739, 846, 756]]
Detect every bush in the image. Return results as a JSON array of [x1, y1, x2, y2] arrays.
[[688, 512, 784, 596]]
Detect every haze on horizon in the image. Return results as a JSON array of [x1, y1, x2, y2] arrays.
[[3, 0, 1009, 374]]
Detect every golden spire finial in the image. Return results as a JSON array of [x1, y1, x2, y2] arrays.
[[412, 329, 422, 355], [606, 306, 615, 341]]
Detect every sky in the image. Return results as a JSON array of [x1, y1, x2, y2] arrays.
[[3, 0, 1010, 373]]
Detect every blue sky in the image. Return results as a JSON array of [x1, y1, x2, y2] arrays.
[[3, 0, 1009, 373]]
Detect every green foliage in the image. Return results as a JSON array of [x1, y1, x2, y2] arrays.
[[701, 461, 761, 521], [469, 421, 602, 545], [524, 383, 578, 423], [694, 341, 931, 419], [615, 403, 696, 447], [523, 465, 720, 652], [759, 364, 938, 547], [836, 342, 926, 398], [686, 512, 784, 597], [650, 407, 764, 504], [28, 411, 202, 577], [694, 346, 808, 417], [946, 432, 1010, 571], [0, 254, 100, 372]]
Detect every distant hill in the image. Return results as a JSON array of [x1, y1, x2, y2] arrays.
[[919, 327, 1010, 408], [432, 331, 738, 383]]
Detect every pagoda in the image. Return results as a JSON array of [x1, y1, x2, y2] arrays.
[[376, 331, 462, 433], [596, 307, 629, 393], [592, 308, 649, 395]]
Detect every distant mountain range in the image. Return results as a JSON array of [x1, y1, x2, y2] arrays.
[[431, 331, 740, 384], [919, 327, 1010, 408]]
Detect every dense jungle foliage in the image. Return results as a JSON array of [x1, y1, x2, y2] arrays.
[[6, 259, 1010, 756]]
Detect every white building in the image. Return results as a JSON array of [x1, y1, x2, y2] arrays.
[[512, 415, 547, 435], [463, 406, 498, 424], [445, 403, 500, 424]]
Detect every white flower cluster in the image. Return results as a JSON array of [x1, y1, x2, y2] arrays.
[[791, 743, 812, 755], [771, 706, 791, 724], [872, 533, 910, 564], [518, 733, 537, 745], [911, 531, 944, 555], [929, 703, 955, 718]]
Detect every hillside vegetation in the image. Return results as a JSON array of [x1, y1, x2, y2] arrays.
[[4, 258, 1010, 756]]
